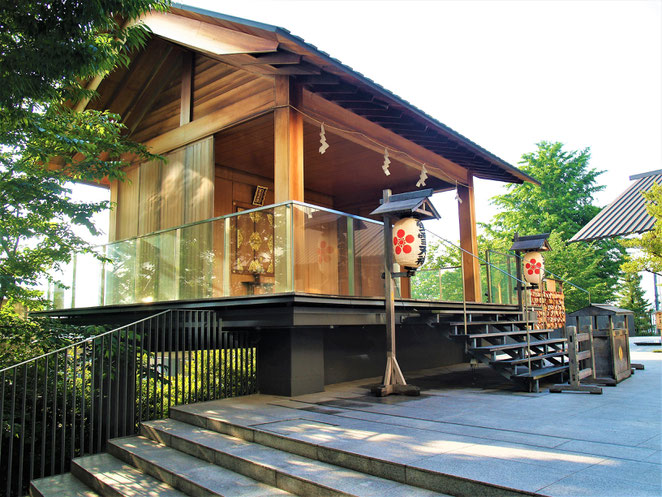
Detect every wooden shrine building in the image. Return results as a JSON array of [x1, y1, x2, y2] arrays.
[[48, 4, 537, 395]]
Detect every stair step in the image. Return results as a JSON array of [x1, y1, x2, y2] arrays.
[[492, 351, 567, 366], [470, 338, 566, 353], [71, 453, 186, 497], [449, 320, 530, 327], [141, 418, 443, 497], [461, 329, 554, 339], [30, 473, 101, 497], [107, 436, 294, 496], [514, 365, 569, 380], [169, 405, 518, 497]]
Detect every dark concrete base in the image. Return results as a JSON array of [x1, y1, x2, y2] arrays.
[[257, 328, 325, 397], [257, 323, 465, 396]]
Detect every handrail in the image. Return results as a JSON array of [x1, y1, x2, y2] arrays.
[[487, 248, 591, 303], [424, 229, 532, 334], [97, 200, 382, 248], [0, 309, 257, 497], [427, 231, 527, 287], [0, 310, 170, 374]]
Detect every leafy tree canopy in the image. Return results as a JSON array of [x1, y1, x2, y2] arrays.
[[616, 271, 651, 335], [481, 142, 623, 312], [622, 183, 662, 274], [485, 141, 603, 239], [0, 0, 169, 309]]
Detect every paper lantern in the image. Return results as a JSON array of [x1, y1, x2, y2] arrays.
[[393, 217, 426, 270], [523, 251, 544, 285]]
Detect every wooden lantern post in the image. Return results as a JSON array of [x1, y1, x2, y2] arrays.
[[370, 188, 440, 397]]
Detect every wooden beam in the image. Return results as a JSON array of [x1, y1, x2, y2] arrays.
[[274, 75, 304, 202], [141, 11, 278, 56], [302, 90, 469, 185], [247, 52, 301, 65], [273, 64, 321, 76], [124, 49, 181, 135], [180, 51, 194, 126], [143, 84, 274, 155], [458, 175, 481, 302]]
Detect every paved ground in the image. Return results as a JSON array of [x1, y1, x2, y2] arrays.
[[179, 339, 661, 496]]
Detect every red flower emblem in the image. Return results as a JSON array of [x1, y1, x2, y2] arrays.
[[525, 258, 542, 276], [393, 229, 415, 255], [317, 240, 333, 263]]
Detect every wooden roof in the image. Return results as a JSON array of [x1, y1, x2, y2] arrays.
[[138, 3, 537, 186]]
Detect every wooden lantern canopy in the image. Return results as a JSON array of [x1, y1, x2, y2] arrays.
[[369, 189, 440, 397]]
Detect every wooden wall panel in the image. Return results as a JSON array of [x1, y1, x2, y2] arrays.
[[110, 137, 214, 241], [160, 148, 186, 229], [183, 137, 214, 223], [114, 167, 140, 240]]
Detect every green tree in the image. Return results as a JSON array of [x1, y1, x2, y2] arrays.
[[0, 0, 169, 309], [482, 141, 624, 313], [622, 184, 662, 274], [616, 271, 652, 335]]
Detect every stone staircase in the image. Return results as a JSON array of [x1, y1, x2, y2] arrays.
[[447, 309, 569, 392], [31, 407, 451, 497]]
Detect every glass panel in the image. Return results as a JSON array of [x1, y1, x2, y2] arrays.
[[229, 207, 279, 296], [72, 253, 103, 307], [292, 204, 350, 296], [485, 251, 517, 305], [179, 221, 215, 300], [353, 218, 384, 298], [104, 239, 137, 305], [51, 260, 74, 309]]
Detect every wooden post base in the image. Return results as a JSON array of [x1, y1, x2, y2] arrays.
[[372, 355, 420, 397], [372, 383, 421, 397], [550, 383, 602, 394]]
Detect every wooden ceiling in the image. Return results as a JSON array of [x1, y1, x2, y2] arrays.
[[214, 114, 452, 213]]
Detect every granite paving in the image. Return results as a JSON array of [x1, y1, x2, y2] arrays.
[[175, 339, 661, 497]]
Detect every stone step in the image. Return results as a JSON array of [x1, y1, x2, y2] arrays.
[[30, 473, 101, 497], [170, 404, 539, 497], [71, 453, 186, 497], [107, 435, 294, 497], [142, 418, 445, 497]]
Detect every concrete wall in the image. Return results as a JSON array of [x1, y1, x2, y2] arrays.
[[324, 324, 465, 385]]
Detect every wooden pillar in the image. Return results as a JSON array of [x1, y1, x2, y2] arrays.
[[458, 175, 482, 302], [274, 75, 304, 202]]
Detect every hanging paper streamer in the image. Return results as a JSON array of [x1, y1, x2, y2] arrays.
[[416, 164, 428, 187], [382, 148, 391, 176], [455, 184, 463, 204], [319, 123, 329, 154]]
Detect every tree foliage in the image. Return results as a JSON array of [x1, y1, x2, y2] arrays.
[[616, 271, 652, 335], [482, 141, 624, 312], [0, 0, 169, 308], [485, 141, 603, 238], [621, 184, 662, 274]]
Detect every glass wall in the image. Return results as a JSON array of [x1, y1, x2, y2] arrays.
[[48, 202, 522, 309]]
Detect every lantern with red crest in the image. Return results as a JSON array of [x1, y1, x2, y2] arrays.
[[522, 251, 544, 285], [392, 217, 426, 270], [510, 233, 551, 288]]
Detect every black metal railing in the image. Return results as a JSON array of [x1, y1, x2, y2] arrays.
[[0, 309, 257, 497]]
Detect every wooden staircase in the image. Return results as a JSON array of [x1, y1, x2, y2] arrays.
[[447, 310, 569, 392]]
